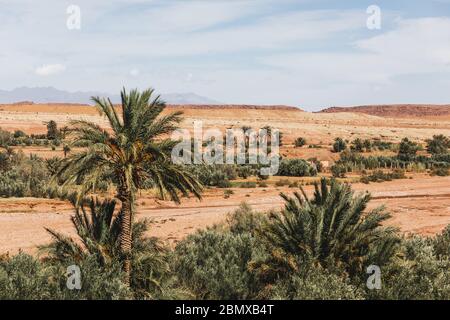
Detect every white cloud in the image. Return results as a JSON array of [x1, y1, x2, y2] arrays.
[[260, 17, 450, 85], [35, 64, 66, 76], [129, 68, 140, 77]]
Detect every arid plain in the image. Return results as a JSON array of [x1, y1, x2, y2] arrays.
[[1, 102, 450, 254]]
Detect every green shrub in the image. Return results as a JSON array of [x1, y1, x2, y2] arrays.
[[333, 137, 347, 153], [367, 237, 450, 300], [173, 229, 259, 299], [426, 135, 450, 155], [360, 169, 406, 183], [239, 181, 256, 188], [267, 268, 364, 300], [226, 203, 268, 236], [223, 189, 234, 198], [188, 164, 235, 187], [398, 138, 419, 161], [275, 179, 290, 187], [278, 159, 317, 177], [0, 128, 11, 147], [430, 167, 449, 176], [294, 137, 306, 147], [331, 164, 347, 178], [0, 170, 27, 197], [237, 165, 254, 179], [0, 253, 131, 300], [432, 225, 450, 258]]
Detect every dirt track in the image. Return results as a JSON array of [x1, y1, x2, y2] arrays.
[[1, 175, 449, 255]]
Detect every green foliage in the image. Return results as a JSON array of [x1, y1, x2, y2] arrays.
[[226, 203, 268, 236], [275, 178, 291, 187], [398, 138, 419, 161], [333, 137, 347, 153], [173, 228, 259, 299], [266, 267, 364, 300], [261, 179, 399, 277], [331, 163, 347, 178], [0, 128, 11, 147], [239, 181, 256, 188], [13, 130, 27, 139], [237, 165, 254, 179], [371, 139, 394, 151], [278, 158, 317, 177], [0, 150, 50, 197], [46, 120, 59, 140], [0, 253, 131, 300], [223, 189, 234, 198], [426, 134, 450, 155], [367, 237, 450, 300], [188, 164, 235, 188], [294, 137, 306, 147], [360, 169, 406, 184], [430, 167, 449, 176], [432, 225, 450, 258], [350, 138, 364, 152], [40, 197, 172, 298]]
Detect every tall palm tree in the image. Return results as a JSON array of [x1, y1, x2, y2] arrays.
[[261, 178, 399, 277], [54, 88, 203, 283], [40, 196, 169, 297]]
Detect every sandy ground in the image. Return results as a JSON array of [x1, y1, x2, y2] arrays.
[[0, 175, 449, 255]]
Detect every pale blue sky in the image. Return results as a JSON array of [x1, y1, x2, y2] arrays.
[[2, 0, 450, 110]]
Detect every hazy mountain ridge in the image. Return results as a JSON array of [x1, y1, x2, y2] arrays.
[[0, 87, 220, 105]]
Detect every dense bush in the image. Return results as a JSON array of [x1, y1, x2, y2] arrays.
[[426, 135, 450, 155], [0, 253, 131, 300], [398, 138, 419, 161], [432, 225, 450, 258], [331, 163, 347, 178], [332, 137, 347, 153], [277, 159, 317, 177], [0, 128, 11, 147], [360, 169, 406, 184], [173, 228, 259, 299], [0, 151, 50, 197], [367, 236, 450, 300], [187, 164, 236, 188], [267, 268, 364, 300], [294, 137, 306, 147], [430, 167, 449, 177]]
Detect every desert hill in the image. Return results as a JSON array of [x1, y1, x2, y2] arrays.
[[320, 104, 450, 118]]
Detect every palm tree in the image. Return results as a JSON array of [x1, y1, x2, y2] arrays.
[[63, 144, 71, 158], [261, 178, 399, 277], [40, 196, 169, 296], [54, 88, 203, 283]]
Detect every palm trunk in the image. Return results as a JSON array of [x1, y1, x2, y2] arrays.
[[118, 182, 134, 286]]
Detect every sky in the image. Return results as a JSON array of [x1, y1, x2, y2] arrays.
[[1, 0, 450, 111]]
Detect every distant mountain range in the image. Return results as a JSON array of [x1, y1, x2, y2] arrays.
[[0, 87, 220, 105]]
